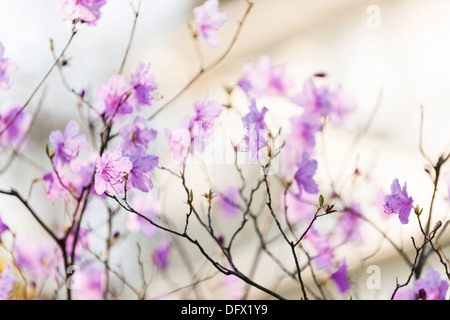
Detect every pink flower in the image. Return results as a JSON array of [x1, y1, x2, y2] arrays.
[[288, 112, 323, 152], [126, 193, 160, 238], [238, 55, 295, 98], [328, 85, 356, 129], [0, 214, 9, 239], [95, 75, 133, 119], [280, 190, 317, 225], [129, 62, 157, 111], [126, 145, 158, 193], [190, 91, 223, 143], [305, 226, 334, 271], [65, 227, 91, 262], [331, 260, 350, 294], [217, 186, 241, 218], [241, 99, 269, 165], [153, 239, 171, 270], [294, 152, 319, 199], [49, 120, 88, 169], [222, 273, 245, 300], [291, 78, 332, 117], [119, 116, 158, 155], [73, 263, 104, 300], [43, 170, 72, 203], [0, 42, 18, 91], [412, 268, 449, 300], [14, 235, 61, 280], [0, 264, 15, 300], [94, 147, 132, 195], [193, 0, 228, 47], [0, 104, 31, 151], [337, 203, 363, 245], [383, 178, 414, 224], [59, 0, 107, 26]]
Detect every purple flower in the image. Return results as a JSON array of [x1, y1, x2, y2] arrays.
[[241, 99, 269, 165], [126, 193, 160, 238], [0, 264, 15, 300], [49, 120, 88, 169], [281, 190, 317, 225], [0, 104, 32, 151], [129, 62, 157, 111], [238, 55, 295, 98], [383, 178, 414, 224], [126, 145, 158, 193], [291, 78, 332, 117], [96, 75, 133, 119], [412, 268, 448, 300], [190, 92, 223, 143], [331, 260, 350, 294], [119, 116, 158, 155], [305, 226, 334, 271], [193, 0, 228, 47], [294, 152, 319, 199], [0, 214, 9, 239], [328, 85, 356, 128], [337, 203, 363, 245], [153, 239, 171, 270], [65, 227, 91, 263], [14, 235, 61, 280], [0, 42, 18, 91], [94, 147, 132, 195], [217, 186, 241, 218], [289, 112, 323, 152], [73, 263, 104, 300], [222, 272, 245, 300], [59, 0, 107, 26], [43, 170, 71, 204]]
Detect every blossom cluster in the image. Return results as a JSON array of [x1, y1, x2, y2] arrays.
[[0, 0, 448, 302]]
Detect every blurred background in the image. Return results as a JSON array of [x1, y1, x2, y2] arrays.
[[0, 0, 449, 300]]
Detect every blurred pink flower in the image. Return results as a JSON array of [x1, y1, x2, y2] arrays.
[[0, 42, 18, 91], [238, 55, 295, 98], [193, 0, 228, 47], [49, 120, 88, 169], [59, 0, 107, 26]]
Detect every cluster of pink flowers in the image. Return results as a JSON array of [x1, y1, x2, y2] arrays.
[[0, 0, 449, 302]]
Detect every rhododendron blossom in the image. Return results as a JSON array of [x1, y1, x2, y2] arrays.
[[238, 55, 295, 98], [96, 75, 133, 119], [49, 120, 88, 169], [126, 145, 158, 193], [0, 215, 9, 238], [126, 193, 160, 238], [193, 0, 228, 47], [119, 116, 158, 155], [73, 263, 104, 300], [190, 92, 223, 143], [294, 152, 319, 199], [383, 178, 414, 224], [94, 147, 132, 195], [0, 264, 15, 300], [0, 104, 31, 150], [153, 239, 171, 270], [14, 236, 61, 280], [59, 0, 107, 26], [331, 260, 350, 294], [241, 99, 269, 164], [291, 78, 332, 117], [0, 42, 18, 91], [129, 62, 157, 110]]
